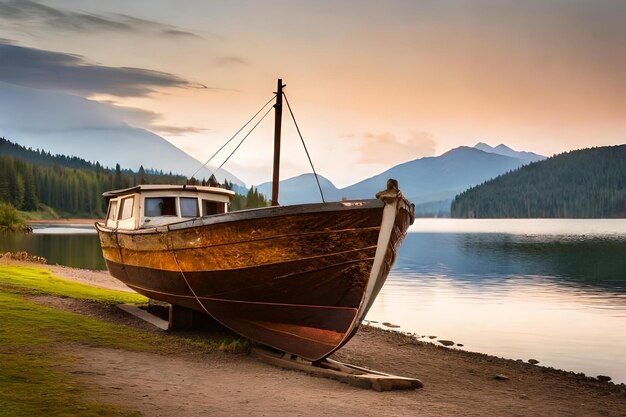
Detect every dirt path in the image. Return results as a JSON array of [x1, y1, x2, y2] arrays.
[[62, 325, 626, 417]]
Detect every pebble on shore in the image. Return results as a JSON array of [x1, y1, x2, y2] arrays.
[[597, 375, 612, 382], [528, 359, 540, 365], [438, 340, 455, 347]]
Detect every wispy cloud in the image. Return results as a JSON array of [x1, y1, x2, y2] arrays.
[[150, 125, 209, 136], [0, 0, 200, 38], [161, 29, 201, 39], [354, 131, 436, 165], [0, 42, 205, 97], [216, 56, 249, 67]]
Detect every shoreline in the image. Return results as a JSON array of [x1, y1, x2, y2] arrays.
[[26, 218, 102, 225], [2, 259, 625, 415]]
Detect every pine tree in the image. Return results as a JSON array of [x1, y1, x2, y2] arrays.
[[114, 163, 123, 189]]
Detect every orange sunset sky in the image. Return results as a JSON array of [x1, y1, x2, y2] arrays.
[[1, 0, 624, 186]]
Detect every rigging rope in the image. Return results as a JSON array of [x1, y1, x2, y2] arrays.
[[166, 229, 213, 317], [283, 92, 326, 203], [188, 94, 276, 180], [210, 104, 274, 177]]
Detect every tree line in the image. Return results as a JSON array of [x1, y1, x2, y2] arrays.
[[0, 137, 269, 217], [451, 145, 626, 218]]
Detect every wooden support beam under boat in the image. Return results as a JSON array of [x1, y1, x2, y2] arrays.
[[169, 304, 195, 330], [168, 304, 230, 332], [251, 346, 423, 391]]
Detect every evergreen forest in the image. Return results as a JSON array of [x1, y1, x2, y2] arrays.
[[451, 145, 626, 218], [0, 137, 268, 218]]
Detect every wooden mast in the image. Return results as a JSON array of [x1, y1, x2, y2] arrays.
[[271, 79, 284, 206]]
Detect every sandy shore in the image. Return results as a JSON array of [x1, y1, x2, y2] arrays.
[[26, 218, 102, 225], [5, 260, 626, 416]]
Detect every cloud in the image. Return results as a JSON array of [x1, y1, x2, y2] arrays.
[[0, 82, 209, 139], [355, 131, 436, 165], [161, 29, 201, 39], [216, 56, 249, 67], [0, 42, 205, 97], [0, 0, 200, 38], [150, 125, 209, 136]]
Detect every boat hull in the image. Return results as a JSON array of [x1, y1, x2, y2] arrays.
[[96, 195, 413, 361]]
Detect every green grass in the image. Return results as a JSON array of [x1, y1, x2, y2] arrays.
[[0, 291, 159, 350], [18, 203, 60, 221], [0, 265, 148, 305], [0, 264, 247, 416], [0, 290, 158, 416]]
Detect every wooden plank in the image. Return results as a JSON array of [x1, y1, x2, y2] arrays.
[[116, 304, 169, 330], [250, 347, 423, 391]]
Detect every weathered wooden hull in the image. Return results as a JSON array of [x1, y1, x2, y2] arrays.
[[96, 195, 413, 361]]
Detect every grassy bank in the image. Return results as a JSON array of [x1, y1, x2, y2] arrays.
[[0, 265, 147, 304], [18, 203, 60, 221], [0, 264, 246, 416]]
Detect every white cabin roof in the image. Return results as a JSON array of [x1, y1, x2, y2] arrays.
[[102, 184, 235, 200]]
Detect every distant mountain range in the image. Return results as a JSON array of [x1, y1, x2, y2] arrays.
[[473, 142, 545, 164], [0, 82, 244, 186], [258, 144, 546, 215], [256, 174, 341, 204]]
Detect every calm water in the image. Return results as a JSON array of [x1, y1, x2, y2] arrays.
[[1, 219, 625, 382], [367, 219, 626, 383], [0, 224, 106, 270]]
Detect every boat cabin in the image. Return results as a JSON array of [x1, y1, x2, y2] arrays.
[[103, 185, 235, 230]]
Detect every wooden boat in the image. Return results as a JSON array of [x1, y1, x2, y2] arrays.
[[95, 80, 414, 361]]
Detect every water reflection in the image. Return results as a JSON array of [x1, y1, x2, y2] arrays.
[[0, 225, 105, 270], [396, 233, 626, 291]]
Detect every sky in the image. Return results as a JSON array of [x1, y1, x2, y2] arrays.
[[0, 0, 625, 187]]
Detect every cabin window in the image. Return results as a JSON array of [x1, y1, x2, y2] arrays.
[[202, 200, 225, 216], [107, 200, 118, 221], [145, 197, 176, 216], [180, 197, 199, 217], [119, 197, 134, 220]]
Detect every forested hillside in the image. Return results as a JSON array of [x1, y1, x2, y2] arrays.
[[0, 137, 267, 217], [451, 145, 626, 218]]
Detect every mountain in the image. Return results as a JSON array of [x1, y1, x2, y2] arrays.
[[474, 142, 545, 164], [256, 173, 341, 205], [0, 82, 244, 186], [260, 146, 538, 215], [339, 146, 527, 206], [451, 145, 626, 218]]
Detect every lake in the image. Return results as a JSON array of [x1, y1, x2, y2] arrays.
[[1, 224, 106, 270], [2, 219, 625, 383]]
